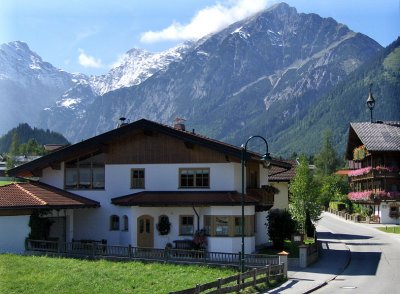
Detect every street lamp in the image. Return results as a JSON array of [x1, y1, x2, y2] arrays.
[[366, 84, 375, 123], [240, 135, 271, 272]]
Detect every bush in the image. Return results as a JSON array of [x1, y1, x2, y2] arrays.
[[266, 209, 296, 249], [329, 201, 346, 211]]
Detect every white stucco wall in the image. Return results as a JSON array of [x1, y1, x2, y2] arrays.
[[270, 182, 289, 210], [260, 165, 269, 186], [130, 205, 256, 253], [39, 161, 266, 253], [0, 215, 30, 254], [106, 163, 237, 194], [255, 211, 269, 245], [42, 165, 64, 188], [379, 202, 400, 224]]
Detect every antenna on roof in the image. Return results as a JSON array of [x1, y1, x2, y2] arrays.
[[173, 117, 186, 131]]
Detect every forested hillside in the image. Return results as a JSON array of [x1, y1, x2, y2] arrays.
[[0, 123, 69, 153], [269, 38, 400, 157]]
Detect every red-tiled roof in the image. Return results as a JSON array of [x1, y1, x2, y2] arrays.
[[0, 182, 100, 209], [268, 160, 296, 182], [112, 191, 259, 206]]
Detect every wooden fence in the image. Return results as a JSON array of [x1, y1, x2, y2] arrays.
[[169, 264, 284, 294], [26, 239, 279, 269], [327, 208, 361, 222]]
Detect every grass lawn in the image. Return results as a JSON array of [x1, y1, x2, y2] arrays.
[[377, 226, 400, 234], [0, 181, 13, 186], [0, 254, 238, 294]]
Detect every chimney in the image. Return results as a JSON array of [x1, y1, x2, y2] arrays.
[[173, 117, 186, 131], [117, 117, 130, 128]]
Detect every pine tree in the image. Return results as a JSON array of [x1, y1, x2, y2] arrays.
[[314, 130, 340, 178]]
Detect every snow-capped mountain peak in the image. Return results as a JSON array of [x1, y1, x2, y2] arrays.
[[89, 41, 194, 95]]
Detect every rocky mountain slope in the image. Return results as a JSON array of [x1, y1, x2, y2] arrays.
[[0, 40, 191, 137], [0, 41, 85, 135], [270, 37, 400, 156], [38, 42, 192, 140], [47, 3, 382, 153], [3, 3, 393, 157]]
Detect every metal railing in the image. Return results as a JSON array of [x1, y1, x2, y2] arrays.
[[26, 239, 279, 269]]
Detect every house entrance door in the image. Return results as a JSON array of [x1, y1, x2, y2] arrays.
[[137, 215, 154, 248]]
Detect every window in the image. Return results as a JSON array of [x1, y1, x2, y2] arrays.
[[179, 168, 209, 188], [203, 216, 211, 236], [215, 216, 229, 236], [131, 169, 145, 189], [110, 215, 120, 231], [234, 217, 243, 236], [65, 153, 105, 189], [203, 215, 255, 237], [180, 215, 194, 235], [122, 215, 129, 231]]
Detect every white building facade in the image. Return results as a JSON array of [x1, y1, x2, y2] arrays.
[[9, 119, 289, 254]]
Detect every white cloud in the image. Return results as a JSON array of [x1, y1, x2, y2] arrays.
[[140, 0, 269, 43], [78, 49, 103, 68]]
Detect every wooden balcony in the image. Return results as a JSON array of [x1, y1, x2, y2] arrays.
[[349, 167, 400, 182], [246, 187, 276, 211]]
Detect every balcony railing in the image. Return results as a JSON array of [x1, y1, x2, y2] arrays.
[[348, 166, 400, 181], [246, 187, 276, 211], [348, 190, 400, 202]]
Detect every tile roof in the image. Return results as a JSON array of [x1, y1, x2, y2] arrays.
[[350, 122, 400, 151], [0, 182, 100, 209], [268, 160, 296, 182], [112, 191, 259, 206]]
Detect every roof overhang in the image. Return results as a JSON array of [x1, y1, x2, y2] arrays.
[[112, 191, 259, 207]]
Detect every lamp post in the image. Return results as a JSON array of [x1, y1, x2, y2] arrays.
[[241, 135, 271, 273], [366, 84, 375, 123]]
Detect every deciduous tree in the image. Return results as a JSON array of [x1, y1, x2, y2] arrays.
[[289, 155, 321, 234]]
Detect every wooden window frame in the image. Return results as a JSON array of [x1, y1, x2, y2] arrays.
[[203, 215, 255, 237], [179, 168, 210, 188], [131, 168, 145, 189], [110, 215, 120, 231], [179, 215, 194, 235], [64, 153, 105, 190], [122, 215, 129, 231]]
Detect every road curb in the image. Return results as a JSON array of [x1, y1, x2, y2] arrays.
[[301, 228, 352, 293]]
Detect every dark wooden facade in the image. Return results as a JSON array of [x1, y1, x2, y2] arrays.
[[348, 151, 400, 203], [106, 131, 234, 164]]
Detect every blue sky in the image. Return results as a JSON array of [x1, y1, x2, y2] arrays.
[[1, 0, 399, 76]]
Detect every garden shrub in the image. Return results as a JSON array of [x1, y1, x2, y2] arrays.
[[266, 209, 296, 249]]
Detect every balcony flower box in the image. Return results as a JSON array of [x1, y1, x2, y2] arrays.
[[348, 166, 372, 177]]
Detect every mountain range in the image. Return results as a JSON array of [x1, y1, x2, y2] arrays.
[[1, 2, 398, 157]]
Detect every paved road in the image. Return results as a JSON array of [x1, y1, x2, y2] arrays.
[[314, 213, 400, 293]]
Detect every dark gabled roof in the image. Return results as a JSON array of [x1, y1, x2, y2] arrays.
[[9, 119, 290, 177], [268, 160, 296, 182], [111, 191, 259, 207], [346, 122, 400, 159], [0, 182, 100, 210]]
